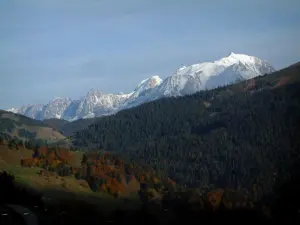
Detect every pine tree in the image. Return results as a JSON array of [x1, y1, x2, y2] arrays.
[[8, 140, 13, 149]]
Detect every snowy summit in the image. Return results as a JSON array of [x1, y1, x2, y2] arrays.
[[7, 53, 275, 121]]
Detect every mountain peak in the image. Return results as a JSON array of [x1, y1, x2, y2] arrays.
[[51, 97, 71, 102], [134, 75, 162, 91], [150, 75, 161, 79], [215, 53, 264, 68], [225, 52, 254, 60], [129, 75, 163, 100], [53, 97, 63, 100], [87, 88, 102, 96], [149, 75, 163, 86], [6, 108, 19, 113], [227, 52, 236, 57], [6, 53, 276, 121]]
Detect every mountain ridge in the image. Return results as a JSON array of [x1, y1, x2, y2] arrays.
[[71, 61, 300, 189], [6, 53, 275, 121]]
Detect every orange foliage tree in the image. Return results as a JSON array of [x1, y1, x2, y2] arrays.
[[38, 146, 48, 158], [21, 158, 35, 167], [206, 189, 225, 209]]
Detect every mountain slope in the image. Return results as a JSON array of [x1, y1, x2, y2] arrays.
[[43, 118, 99, 137], [8, 104, 44, 120], [42, 118, 69, 131], [0, 110, 67, 145], [72, 62, 300, 193], [72, 89, 131, 120], [153, 53, 274, 98], [7, 53, 275, 121], [42, 97, 72, 119]]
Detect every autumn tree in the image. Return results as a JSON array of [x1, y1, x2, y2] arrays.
[[72, 66, 300, 193], [21, 158, 35, 167], [206, 189, 224, 209]]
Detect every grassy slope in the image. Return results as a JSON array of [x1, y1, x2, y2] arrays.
[[43, 118, 100, 137], [0, 144, 141, 214], [43, 118, 69, 131], [0, 111, 68, 144]]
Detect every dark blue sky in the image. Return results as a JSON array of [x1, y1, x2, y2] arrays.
[[1, 0, 300, 109]]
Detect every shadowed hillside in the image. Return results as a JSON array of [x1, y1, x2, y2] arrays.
[[42, 118, 69, 132], [0, 111, 68, 146], [2, 168, 300, 224], [43, 118, 99, 137]]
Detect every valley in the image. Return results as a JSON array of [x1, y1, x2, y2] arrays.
[[1, 62, 300, 224], [1, 1, 299, 224]]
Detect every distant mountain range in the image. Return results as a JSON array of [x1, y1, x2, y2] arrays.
[[7, 53, 275, 121]]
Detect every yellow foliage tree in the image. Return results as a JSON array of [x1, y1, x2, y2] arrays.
[[207, 189, 224, 209], [152, 177, 160, 184]]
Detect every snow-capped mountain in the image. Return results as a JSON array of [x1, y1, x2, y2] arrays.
[[131, 75, 163, 98], [6, 53, 275, 121], [120, 75, 163, 109], [61, 100, 81, 121], [72, 89, 131, 120], [21, 104, 44, 120], [42, 97, 72, 119], [8, 104, 44, 120], [154, 52, 275, 98]]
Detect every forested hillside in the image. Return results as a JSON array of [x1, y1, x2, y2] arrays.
[[73, 63, 300, 197], [0, 110, 68, 147]]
